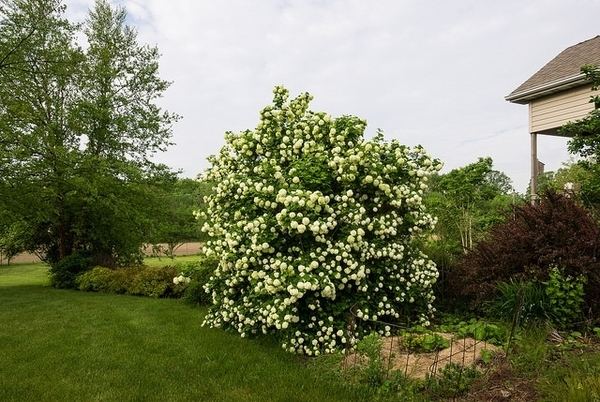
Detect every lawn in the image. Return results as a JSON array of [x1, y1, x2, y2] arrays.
[[0, 260, 362, 402]]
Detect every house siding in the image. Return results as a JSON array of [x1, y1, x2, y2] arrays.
[[530, 84, 598, 133]]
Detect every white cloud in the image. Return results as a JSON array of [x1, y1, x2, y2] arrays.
[[66, 0, 599, 191]]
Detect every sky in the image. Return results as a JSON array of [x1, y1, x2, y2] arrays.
[[66, 0, 600, 192]]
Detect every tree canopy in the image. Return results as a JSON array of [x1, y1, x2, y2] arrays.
[[562, 65, 600, 160], [0, 0, 178, 267], [151, 178, 212, 258], [558, 65, 600, 213], [425, 157, 515, 257]]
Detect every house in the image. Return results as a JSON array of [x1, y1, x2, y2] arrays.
[[506, 35, 600, 202]]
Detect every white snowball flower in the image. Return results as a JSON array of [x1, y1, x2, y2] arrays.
[[201, 86, 441, 355]]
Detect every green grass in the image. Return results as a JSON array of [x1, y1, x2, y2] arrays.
[[0, 261, 50, 286], [0, 261, 364, 401], [538, 350, 600, 401]]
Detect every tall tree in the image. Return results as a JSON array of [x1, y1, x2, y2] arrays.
[[0, 0, 82, 262], [76, 0, 177, 162], [0, 0, 60, 69], [0, 0, 178, 268], [67, 0, 179, 265]]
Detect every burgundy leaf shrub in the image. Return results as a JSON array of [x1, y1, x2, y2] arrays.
[[449, 191, 600, 312]]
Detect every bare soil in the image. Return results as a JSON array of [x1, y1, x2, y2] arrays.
[[463, 356, 539, 401]]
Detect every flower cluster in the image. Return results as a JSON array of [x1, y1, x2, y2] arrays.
[[173, 274, 191, 285], [199, 86, 442, 355]]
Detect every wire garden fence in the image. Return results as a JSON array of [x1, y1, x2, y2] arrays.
[[337, 299, 534, 399], [341, 313, 499, 381], [339, 285, 599, 399]]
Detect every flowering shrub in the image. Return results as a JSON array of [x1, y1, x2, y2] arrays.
[[200, 86, 441, 355]]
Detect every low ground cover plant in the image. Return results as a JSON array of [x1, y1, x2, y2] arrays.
[[400, 331, 449, 352], [425, 363, 480, 399], [200, 86, 442, 355], [436, 318, 507, 345]]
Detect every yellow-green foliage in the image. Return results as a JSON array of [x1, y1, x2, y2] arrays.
[[77, 265, 185, 298]]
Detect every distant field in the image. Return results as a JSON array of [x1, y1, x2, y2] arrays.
[[0, 259, 364, 402], [2, 242, 203, 265], [144, 254, 200, 267]]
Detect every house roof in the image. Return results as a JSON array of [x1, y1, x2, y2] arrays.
[[506, 35, 600, 104]]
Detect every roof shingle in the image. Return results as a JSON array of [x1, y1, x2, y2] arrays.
[[508, 35, 600, 99]]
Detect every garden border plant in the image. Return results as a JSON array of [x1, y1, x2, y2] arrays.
[[76, 265, 189, 298]]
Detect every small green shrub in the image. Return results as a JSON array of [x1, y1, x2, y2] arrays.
[[425, 363, 480, 399], [50, 252, 93, 289], [127, 265, 180, 298], [480, 349, 494, 364], [545, 266, 586, 326], [173, 257, 217, 305], [76, 265, 187, 298], [181, 280, 206, 305], [355, 333, 385, 387], [182, 268, 213, 305], [77, 266, 129, 293], [377, 371, 422, 401]]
